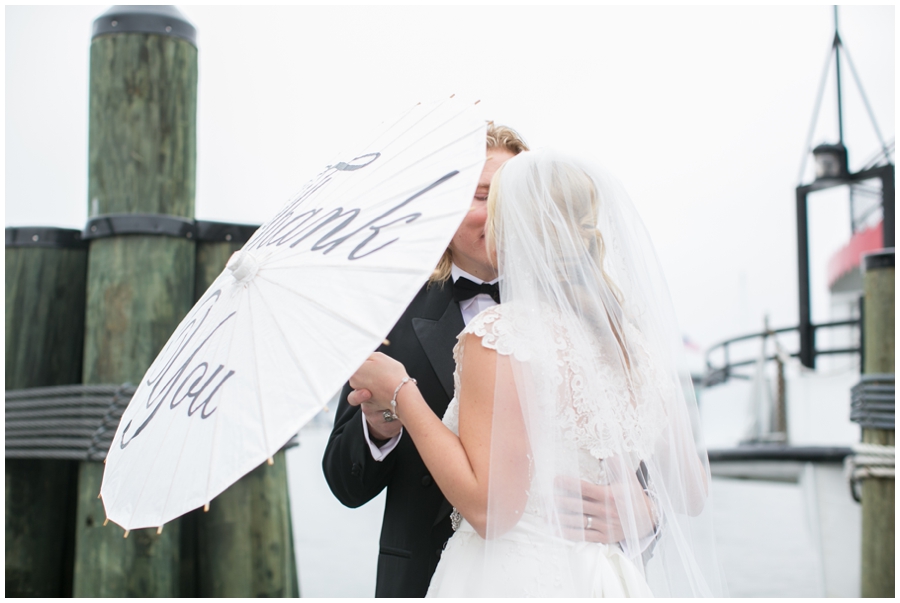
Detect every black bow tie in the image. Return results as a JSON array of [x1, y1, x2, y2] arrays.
[[453, 277, 501, 305]]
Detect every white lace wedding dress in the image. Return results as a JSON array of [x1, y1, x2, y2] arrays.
[[426, 305, 656, 598]]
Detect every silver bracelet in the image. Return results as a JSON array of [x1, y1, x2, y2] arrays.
[[390, 376, 417, 420]]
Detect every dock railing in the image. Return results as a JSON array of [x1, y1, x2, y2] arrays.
[[703, 318, 861, 388]]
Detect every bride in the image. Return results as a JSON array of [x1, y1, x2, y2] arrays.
[[350, 150, 723, 597]]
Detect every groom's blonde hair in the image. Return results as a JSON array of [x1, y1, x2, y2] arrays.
[[430, 123, 528, 283]]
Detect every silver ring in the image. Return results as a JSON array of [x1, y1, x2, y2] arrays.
[[383, 410, 395, 423], [585, 515, 593, 530]]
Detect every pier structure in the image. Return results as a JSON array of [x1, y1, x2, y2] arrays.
[[6, 6, 298, 597]]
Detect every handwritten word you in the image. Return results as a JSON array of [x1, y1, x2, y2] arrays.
[[120, 291, 235, 448]]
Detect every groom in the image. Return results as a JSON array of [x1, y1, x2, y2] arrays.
[[322, 124, 521, 597], [322, 125, 650, 597]]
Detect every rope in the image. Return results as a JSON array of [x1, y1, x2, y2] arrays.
[[840, 44, 893, 164], [850, 374, 894, 430], [797, 40, 836, 184], [845, 442, 895, 502], [5, 383, 136, 400], [5, 383, 133, 461], [87, 385, 132, 461], [6, 382, 299, 461]]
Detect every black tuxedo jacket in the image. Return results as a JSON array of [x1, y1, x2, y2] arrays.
[[322, 280, 463, 598]]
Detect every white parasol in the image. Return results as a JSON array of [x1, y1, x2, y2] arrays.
[[100, 98, 486, 531]]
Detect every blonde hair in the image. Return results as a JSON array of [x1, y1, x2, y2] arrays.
[[486, 123, 529, 155], [489, 155, 630, 370], [487, 157, 623, 304], [430, 123, 528, 283]]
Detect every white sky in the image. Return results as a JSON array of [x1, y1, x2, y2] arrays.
[[5, 4, 895, 350]]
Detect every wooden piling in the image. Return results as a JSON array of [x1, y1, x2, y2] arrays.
[[194, 222, 253, 298], [73, 7, 198, 598], [5, 228, 87, 597], [195, 451, 300, 597], [859, 249, 894, 598], [191, 222, 300, 597], [5, 231, 88, 391]]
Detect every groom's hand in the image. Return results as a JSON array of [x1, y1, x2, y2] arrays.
[[349, 388, 403, 442], [554, 475, 656, 544]]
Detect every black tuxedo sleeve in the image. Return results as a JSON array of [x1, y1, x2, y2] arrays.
[[322, 377, 395, 508], [321, 282, 460, 598], [322, 283, 457, 510]]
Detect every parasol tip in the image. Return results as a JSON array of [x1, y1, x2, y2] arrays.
[[123, 530, 130, 539], [383, 338, 390, 346], [267, 457, 275, 466], [450, 93, 456, 98], [204, 503, 210, 512], [157, 526, 163, 535], [97, 492, 102, 499], [474, 100, 481, 105], [103, 518, 109, 526]]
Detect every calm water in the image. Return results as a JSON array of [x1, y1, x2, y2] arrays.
[[286, 422, 856, 597]]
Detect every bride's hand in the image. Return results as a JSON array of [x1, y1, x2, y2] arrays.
[[349, 352, 410, 411], [554, 474, 657, 544]]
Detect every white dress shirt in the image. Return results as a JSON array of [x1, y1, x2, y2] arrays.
[[362, 265, 499, 460]]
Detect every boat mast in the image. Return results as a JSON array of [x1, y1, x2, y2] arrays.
[[833, 6, 844, 146]]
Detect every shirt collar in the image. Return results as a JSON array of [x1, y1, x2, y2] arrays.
[[451, 264, 499, 286]]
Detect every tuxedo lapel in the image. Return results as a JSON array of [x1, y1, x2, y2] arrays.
[[410, 281, 462, 529], [411, 283, 464, 403]]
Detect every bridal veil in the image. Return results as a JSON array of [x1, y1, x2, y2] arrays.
[[473, 149, 724, 596]]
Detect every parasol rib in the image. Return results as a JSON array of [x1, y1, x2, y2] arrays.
[[259, 263, 423, 274], [249, 282, 332, 412], [244, 285, 273, 466], [198, 286, 245, 511], [255, 273, 386, 340], [315, 134, 485, 216], [319, 99, 460, 201], [292, 110, 484, 219], [250, 274, 377, 379]]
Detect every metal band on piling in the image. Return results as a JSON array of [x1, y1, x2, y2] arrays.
[[6, 227, 87, 249], [195, 220, 259, 244], [92, 5, 197, 47], [864, 247, 895, 271], [83, 214, 198, 241], [82, 216, 260, 243]]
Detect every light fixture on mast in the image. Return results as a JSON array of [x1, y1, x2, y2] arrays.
[[812, 143, 849, 181]]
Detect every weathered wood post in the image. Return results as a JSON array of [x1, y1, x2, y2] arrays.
[[855, 248, 894, 597], [5, 227, 88, 597], [194, 222, 254, 299], [72, 6, 198, 597], [191, 221, 300, 597]]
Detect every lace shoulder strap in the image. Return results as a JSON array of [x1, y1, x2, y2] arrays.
[[456, 303, 546, 362]]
